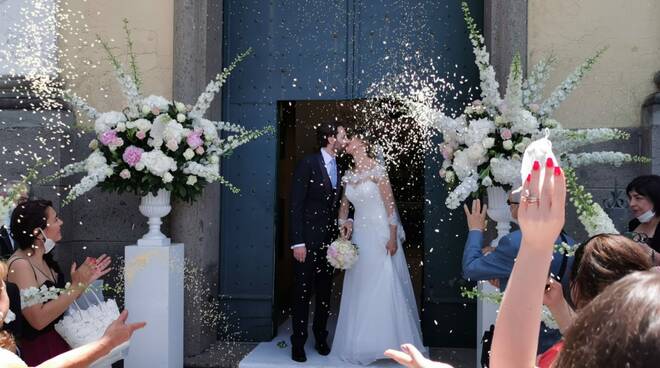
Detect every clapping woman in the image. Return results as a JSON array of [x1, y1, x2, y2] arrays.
[[6, 199, 112, 366]]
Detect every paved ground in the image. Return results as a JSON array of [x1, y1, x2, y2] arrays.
[[185, 341, 476, 368]]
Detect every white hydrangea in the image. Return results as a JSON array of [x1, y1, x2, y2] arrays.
[[510, 110, 539, 136], [452, 149, 477, 181], [141, 95, 171, 111], [134, 118, 152, 132], [94, 111, 126, 134], [139, 150, 177, 178], [193, 118, 219, 142], [489, 157, 522, 187], [464, 118, 495, 147]]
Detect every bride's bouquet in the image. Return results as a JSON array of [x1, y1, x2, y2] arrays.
[[326, 238, 359, 270]]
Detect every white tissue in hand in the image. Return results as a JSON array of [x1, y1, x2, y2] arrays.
[[520, 136, 558, 186]]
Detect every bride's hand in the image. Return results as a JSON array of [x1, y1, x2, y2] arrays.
[[386, 238, 397, 256], [340, 222, 353, 240]]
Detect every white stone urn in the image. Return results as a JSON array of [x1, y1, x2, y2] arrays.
[[486, 185, 512, 247], [137, 189, 171, 246]]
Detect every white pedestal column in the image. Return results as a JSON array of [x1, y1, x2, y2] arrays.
[[124, 243, 184, 368], [476, 281, 499, 367]]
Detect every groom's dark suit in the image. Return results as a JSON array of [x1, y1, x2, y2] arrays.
[[289, 150, 344, 350]]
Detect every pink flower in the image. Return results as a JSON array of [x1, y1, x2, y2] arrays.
[[151, 107, 160, 115], [328, 246, 338, 258], [472, 99, 482, 106], [440, 145, 454, 160], [136, 130, 146, 140], [529, 103, 540, 113], [500, 128, 513, 140], [186, 131, 204, 149], [99, 130, 118, 146], [122, 146, 144, 167], [166, 139, 179, 152], [119, 169, 131, 179], [195, 146, 205, 155]]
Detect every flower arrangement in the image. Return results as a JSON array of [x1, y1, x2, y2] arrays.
[[49, 23, 272, 204], [421, 3, 648, 212], [461, 286, 559, 330], [326, 238, 359, 270]]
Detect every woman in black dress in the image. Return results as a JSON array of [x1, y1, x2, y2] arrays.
[[5, 199, 111, 366]]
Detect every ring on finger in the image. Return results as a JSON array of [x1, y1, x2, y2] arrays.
[[523, 195, 540, 204]]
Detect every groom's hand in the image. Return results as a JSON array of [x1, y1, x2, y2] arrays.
[[293, 247, 307, 263]]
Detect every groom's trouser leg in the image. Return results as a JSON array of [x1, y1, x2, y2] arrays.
[[291, 250, 315, 348], [312, 249, 333, 343]]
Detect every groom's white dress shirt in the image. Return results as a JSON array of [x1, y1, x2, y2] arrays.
[[291, 148, 347, 250]]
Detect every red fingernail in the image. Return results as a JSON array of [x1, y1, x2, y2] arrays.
[[533, 161, 540, 171], [554, 166, 562, 176], [526, 174, 531, 182], [546, 158, 554, 168]]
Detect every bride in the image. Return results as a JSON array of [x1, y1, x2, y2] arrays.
[[332, 128, 426, 365]]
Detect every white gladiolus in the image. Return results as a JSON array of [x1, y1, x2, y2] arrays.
[[445, 174, 479, 209]]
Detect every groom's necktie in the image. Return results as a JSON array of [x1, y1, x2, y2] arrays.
[[329, 158, 337, 189]]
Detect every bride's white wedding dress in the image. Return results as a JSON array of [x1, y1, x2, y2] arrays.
[[332, 164, 426, 365]]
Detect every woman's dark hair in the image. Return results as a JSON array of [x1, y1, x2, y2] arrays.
[[9, 199, 61, 274], [346, 126, 377, 159], [627, 175, 660, 215], [316, 122, 339, 148], [569, 234, 652, 309], [555, 270, 660, 368]]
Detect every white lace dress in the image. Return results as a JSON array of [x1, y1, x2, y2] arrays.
[[331, 165, 426, 365]]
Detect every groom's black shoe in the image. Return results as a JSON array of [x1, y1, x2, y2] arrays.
[[292, 346, 307, 362], [315, 340, 331, 356]]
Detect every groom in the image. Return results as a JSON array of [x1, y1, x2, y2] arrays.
[[289, 122, 351, 362]]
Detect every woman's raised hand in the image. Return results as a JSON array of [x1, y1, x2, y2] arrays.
[[518, 158, 566, 250], [71, 254, 112, 287]]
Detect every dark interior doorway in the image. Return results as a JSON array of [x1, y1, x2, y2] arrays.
[[274, 100, 426, 330]]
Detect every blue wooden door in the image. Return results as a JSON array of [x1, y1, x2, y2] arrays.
[[221, 0, 483, 346]]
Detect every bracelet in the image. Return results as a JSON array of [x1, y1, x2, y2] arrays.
[[338, 219, 346, 226]]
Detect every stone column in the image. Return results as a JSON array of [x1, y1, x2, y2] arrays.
[[484, 0, 528, 84], [172, 0, 224, 357], [642, 71, 660, 175]]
